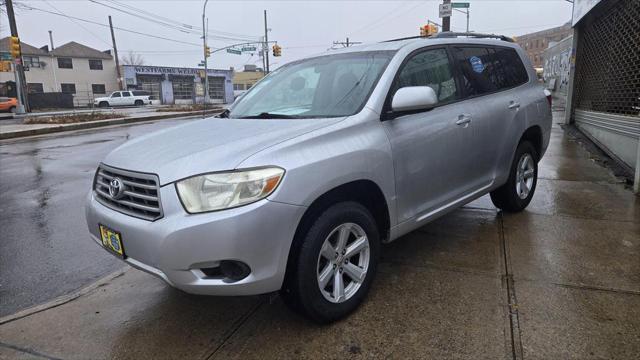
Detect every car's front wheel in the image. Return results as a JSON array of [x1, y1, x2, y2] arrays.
[[98, 101, 109, 108], [281, 201, 379, 323], [490, 140, 538, 212]]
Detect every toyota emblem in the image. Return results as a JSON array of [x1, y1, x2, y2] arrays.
[[108, 177, 125, 200]]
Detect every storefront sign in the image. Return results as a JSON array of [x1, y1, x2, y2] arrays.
[[133, 65, 223, 76]]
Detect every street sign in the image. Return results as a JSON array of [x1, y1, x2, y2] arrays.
[[197, 62, 205, 67], [241, 46, 257, 52], [439, 3, 452, 18], [226, 48, 242, 55], [452, 2, 470, 8], [0, 51, 11, 61]]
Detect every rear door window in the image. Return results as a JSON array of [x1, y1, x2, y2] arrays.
[[451, 46, 529, 97], [122, 92, 131, 97]]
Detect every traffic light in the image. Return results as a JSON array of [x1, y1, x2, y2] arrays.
[[272, 44, 281, 57], [0, 61, 12, 72], [205, 46, 212, 58], [419, 24, 438, 37], [10, 36, 21, 59]]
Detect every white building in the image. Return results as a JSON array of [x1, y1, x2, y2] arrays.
[[0, 38, 119, 107]]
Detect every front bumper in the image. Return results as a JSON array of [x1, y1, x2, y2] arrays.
[[85, 184, 305, 296]]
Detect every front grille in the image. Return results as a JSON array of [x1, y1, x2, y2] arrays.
[[93, 164, 163, 221]]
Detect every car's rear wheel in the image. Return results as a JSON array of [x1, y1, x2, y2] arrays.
[[9, 106, 16, 113], [281, 201, 379, 323], [134, 100, 143, 106], [490, 141, 538, 212], [98, 101, 109, 108]]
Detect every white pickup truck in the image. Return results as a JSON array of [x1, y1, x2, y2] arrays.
[[94, 91, 152, 108]]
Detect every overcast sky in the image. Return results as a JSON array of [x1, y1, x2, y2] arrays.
[[3, 0, 573, 70]]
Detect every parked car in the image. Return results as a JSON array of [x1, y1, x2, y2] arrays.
[[86, 34, 552, 323], [0, 97, 18, 113], [94, 91, 152, 108]]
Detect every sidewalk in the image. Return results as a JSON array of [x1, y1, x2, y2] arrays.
[[0, 111, 638, 359]]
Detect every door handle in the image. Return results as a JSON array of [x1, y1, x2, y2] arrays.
[[455, 114, 472, 126], [508, 101, 521, 109]]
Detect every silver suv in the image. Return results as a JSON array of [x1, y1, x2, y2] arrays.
[[86, 34, 551, 323]]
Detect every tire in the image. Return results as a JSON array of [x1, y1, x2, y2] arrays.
[[9, 106, 16, 113], [490, 141, 538, 212], [281, 201, 380, 323], [134, 100, 143, 106], [98, 101, 109, 108]]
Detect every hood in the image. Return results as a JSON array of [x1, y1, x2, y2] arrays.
[[102, 117, 345, 185]]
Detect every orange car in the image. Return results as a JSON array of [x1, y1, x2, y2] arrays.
[[0, 97, 18, 113]]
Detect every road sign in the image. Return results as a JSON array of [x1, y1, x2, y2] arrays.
[[197, 62, 205, 67], [439, 3, 452, 18], [452, 2, 470, 8], [226, 48, 242, 55], [0, 51, 11, 61], [241, 46, 257, 52]]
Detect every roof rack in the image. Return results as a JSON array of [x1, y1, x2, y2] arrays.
[[430, 32, 515, 42], [382, 32, 515, 43]]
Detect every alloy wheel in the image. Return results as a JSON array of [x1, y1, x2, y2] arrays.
[[515, 153, 535, 199], [316, 222, 370, 303]]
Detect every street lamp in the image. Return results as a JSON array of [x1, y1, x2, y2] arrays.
[[202, 0, 210, 112]]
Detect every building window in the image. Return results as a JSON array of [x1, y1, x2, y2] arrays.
[[233, 83, 245, 91], [60, 83, 76, 94], [92, 84, 106, 94], [89, 59, 103, 70], [58, 57, 73, 69], [23, 56, 41, 68], [27, 83, 44, 93], [172, 77, 193, 100]]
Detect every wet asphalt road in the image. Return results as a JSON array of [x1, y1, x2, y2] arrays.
[[0, 117, 197, 317]]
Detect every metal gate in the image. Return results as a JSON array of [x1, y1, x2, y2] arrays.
[[208, 77, 225, 103], [137, 75, 162, 103], [572, 0, 640, 170]]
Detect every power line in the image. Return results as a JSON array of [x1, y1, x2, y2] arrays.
[[23, 4, 204, 47], [43, 0, 112, 47], [89, 0, 260, 43], [109, 0, 260, 40], [348, 1, 417, 37]]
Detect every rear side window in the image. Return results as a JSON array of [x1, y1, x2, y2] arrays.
[[452, 46, 528, 97], [392, 48, 458, 103], [122, 92, 131, 97]]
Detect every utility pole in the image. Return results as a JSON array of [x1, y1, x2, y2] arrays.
[[442, 0, 451, 32], [5, 0, 28, 113], [48, 30, 59, 92], [453, 7, 470, 33], [264, 10, 270, 74], [333, 37, 362, 48], [108, 16, 123, 90], [202, 0, 210, 115]]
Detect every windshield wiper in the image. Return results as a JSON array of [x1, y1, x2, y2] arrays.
[[238, 112, 299, 119]]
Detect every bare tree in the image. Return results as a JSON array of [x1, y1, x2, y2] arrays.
[[120, 51, 146, 66]]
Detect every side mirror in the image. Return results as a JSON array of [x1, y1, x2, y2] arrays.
[[391, 86, 438, 112]]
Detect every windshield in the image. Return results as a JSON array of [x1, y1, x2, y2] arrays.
[[229, 51, 395, 119]]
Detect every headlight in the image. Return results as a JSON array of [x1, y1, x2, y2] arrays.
[[175, 167, 284, 213]]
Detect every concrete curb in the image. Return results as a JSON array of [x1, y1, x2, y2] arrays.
[[0, 267, 130, 326], [0, 110, 220, 140]]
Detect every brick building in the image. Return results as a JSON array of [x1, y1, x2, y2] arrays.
[[514, 22, 572, 68]]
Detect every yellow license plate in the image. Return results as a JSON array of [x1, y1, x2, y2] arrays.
[[99, 224, 125, 258]]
